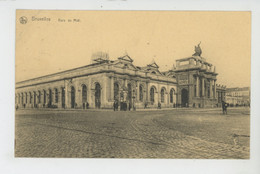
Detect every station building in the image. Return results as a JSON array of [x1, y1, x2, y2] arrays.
[[15, 53, 178, 109], [15, 45, 226, 109]]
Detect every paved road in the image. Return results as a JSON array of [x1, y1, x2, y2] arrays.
[[15, 108, 250, 159]]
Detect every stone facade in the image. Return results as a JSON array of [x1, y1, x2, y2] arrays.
[[167, 56, 226, 108], [15, 48, 227, 109], [15, 55, 178, 109]]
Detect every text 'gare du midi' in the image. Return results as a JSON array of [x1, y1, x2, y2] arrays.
[[15, 44, 227, 110]]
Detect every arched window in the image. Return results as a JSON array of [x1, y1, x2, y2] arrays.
[[150, 87, 155, 103], [21, 93, 24, 104], [25, 93, 28, 104], [43, 90, 46, 104], [161, 88, 165, 103], [82, 85, 87, 103], [55, 88, 58, 103], [170, 88, 175, 103], [139, 85, 143, 102], [49, 89, 52, 105], [33, 91, 36, 105]]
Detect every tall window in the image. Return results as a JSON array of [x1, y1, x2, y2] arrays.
[[161, 88, 165, 103], [26, 92, 28, 104], [170, 89, 175, 103], [150, 87, 155, 103], [139, 85, 143, 102], [55, 88, 58, 103], [82, 85, 87, 103]]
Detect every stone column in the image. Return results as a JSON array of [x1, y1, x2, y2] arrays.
[[102, 76, 107, 107], [167, 85, 170, 105], [75, 84, 81, 108], [146, 82, 149, 102], [196, 76, 199, 97], [214, 80, 217, 99], [65, 82, 69, 109], [210, 80, 213, 98], [87, 79, 92, 108], [202, 77, 205, 97], [136, 81, 140, 102], [41, 90, 44, 107]]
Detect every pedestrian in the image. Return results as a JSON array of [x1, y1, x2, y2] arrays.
[[222, 100, 228, 115], [224, 102, 229, 114]]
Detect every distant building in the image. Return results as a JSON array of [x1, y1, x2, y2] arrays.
[[226, 87, 250, 106]]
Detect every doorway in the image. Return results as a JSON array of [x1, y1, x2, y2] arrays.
[[181, 88, 189, 107]]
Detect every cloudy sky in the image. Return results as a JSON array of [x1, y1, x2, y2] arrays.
[[16, 10, 251, 88]]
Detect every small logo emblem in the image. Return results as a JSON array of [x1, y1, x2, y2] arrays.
[[19, 16, 27, 24]]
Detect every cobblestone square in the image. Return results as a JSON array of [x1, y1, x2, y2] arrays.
[[15, 107, 250, 159]]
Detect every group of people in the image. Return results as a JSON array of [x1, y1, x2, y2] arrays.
[[113, 100, 135, 111]]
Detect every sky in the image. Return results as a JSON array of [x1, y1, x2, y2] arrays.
[[15, 10, 251, 88]]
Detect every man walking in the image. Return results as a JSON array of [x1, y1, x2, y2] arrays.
[[222, 100, 228, 115]]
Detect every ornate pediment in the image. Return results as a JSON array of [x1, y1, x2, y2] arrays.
[[118, 55, 133, 63], [147, 61, 159, 69]]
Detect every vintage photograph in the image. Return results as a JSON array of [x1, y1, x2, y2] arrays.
[[15, 10, 251, 159]]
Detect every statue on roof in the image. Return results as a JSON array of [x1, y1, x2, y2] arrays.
[[192, 42, 202, 56]]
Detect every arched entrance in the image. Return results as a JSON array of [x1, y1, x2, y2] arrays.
[[95, 83, 101, 108], [181, 88, 189, 107], [71, 86, 75, 108]]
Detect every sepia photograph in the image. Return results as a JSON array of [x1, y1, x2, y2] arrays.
[[14, 10, 251, 159]]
